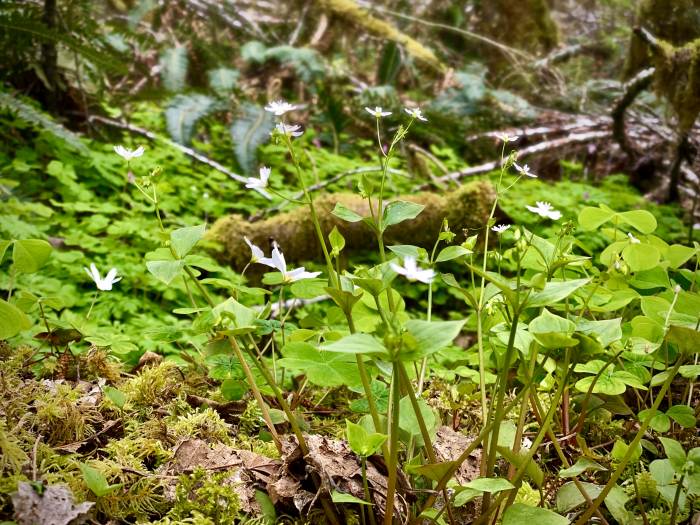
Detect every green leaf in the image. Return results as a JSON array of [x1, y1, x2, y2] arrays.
[[398, 396, 436, 442], [649, 459, 675, 485], [405, 461, 456, 482], [556, 481, 603, 513], [575, 318, 622, 348], [102, 386, 126, 409], [559, 457, 607, 478], [0, 240, 10, 263], [170, 224, 206, 259], [503, 503, 567, 525], [638, 409, 670, 433], [0, 299, 32, 339], [230, 103, 274, 175], [529, 309, 578, 348], [666, 325, 700, 355], [211, 298, 257, 333], [220, 379, 247, 401], [332, 203, 363, 223], [578, 206, 616, 231], [464, 477, 514, 493], [329, 226, 346, 256], [331, 490, 371, 505], [622, 243, 660, 271], [611, 440, 642, 463], [666, 405, 696, 428], [279, 342, 363, 387], [290, 278, 327, 299], [382, 200, 424, 229], [146, 260, 184, 286], [254, 490, 277, 524], [12, 239, 52, 273], [322, 333, 388, 357], [435, 245, 471, 263], [80, 463, 121, 497], [527, 278, 589, 308], [346, 420, 387, 457], [659, 437, 686, 472], [618, 209, 657, 233], [401, 319, 465, 360]]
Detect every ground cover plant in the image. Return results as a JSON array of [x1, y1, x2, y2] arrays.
[[1, 1, 699, 524]]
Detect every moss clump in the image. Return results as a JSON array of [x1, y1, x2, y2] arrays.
[[167, 408, 233, 444], [156, 468, 241, 525], [209, 181, 496, 272], [121, 361, 184, 409]]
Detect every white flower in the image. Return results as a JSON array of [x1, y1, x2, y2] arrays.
[[266, 243, 321, 283], [514, 162, 536, 178], [496, 133, 517, 143], [245, 166, 272, 198], [491, 224, 511, 234], [244, 237, 268, 264], [113, 145, 145, 161], [526, 201, 562, 220], [84, 263, 121, 291], [390, 256, 435, 284], [627, 232, 641, 244], [264, 100, 297, 116], [365, 106, 392, 118], [404, 107, 427, 121], [274, 122, 304, 138]]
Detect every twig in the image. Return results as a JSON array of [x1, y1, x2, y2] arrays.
[[88, 115, 271, 199], [419, 130, 611, 189]]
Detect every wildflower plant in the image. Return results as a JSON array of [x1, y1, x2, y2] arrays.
[[7, 96, 694, 525]]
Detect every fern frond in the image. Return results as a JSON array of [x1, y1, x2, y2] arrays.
[[0, 91, 88, 154], [164, 94, 218, 145], [159, 46, 189, 93], [229, 103, 274, 175]]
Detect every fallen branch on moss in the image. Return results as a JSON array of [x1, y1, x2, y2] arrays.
[[208, 180, 495, 270]]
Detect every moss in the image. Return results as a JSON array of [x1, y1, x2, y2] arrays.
[[625, 0, 700, 77], [32, 382, 99, 446], [121, 362, 184, 409], [652, 38, 700, 132], [167, 408, 233, 444], [319, 0, 445, 73], [209, 181, 496, 272], [475, 0, 558, 64], [164, 468, 241, 524]]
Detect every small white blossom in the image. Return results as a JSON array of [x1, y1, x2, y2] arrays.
[[267, 243, 321, 283], [365, 106, 392, 118], [627, 232, 641, 244], [390, 256, 435, 284], [514, 162, 536, 178], [84, 263, 121, 291], [245, 166, 272, 198], [526, 201, 562, 220], [274, 122, 304, 138], [244, 237, 268, 264], [404, 107, 427, 121], [114, 145, 145, 161], [264, 100, 297, 116], [491, 224, 511, 234], [496, 133, 517, 143]]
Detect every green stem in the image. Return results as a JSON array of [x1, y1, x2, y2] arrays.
[[669, 474, 685, 525], [384, 363, 401, 525]]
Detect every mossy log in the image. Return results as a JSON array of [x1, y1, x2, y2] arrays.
[[317, 0, 446, 74], [208, 181, 495, 271]]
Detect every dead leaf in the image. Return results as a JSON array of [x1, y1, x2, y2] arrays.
[[11, 482, 93, 525], [432, 426, 481, 485]]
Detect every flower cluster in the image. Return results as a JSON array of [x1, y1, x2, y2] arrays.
[[364, 105, 428, 122]]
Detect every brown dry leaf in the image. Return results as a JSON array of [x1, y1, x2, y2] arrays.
[[11, 482, 93, 525], [432, 426, 481, 485], [162, 439, 281, 514]]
